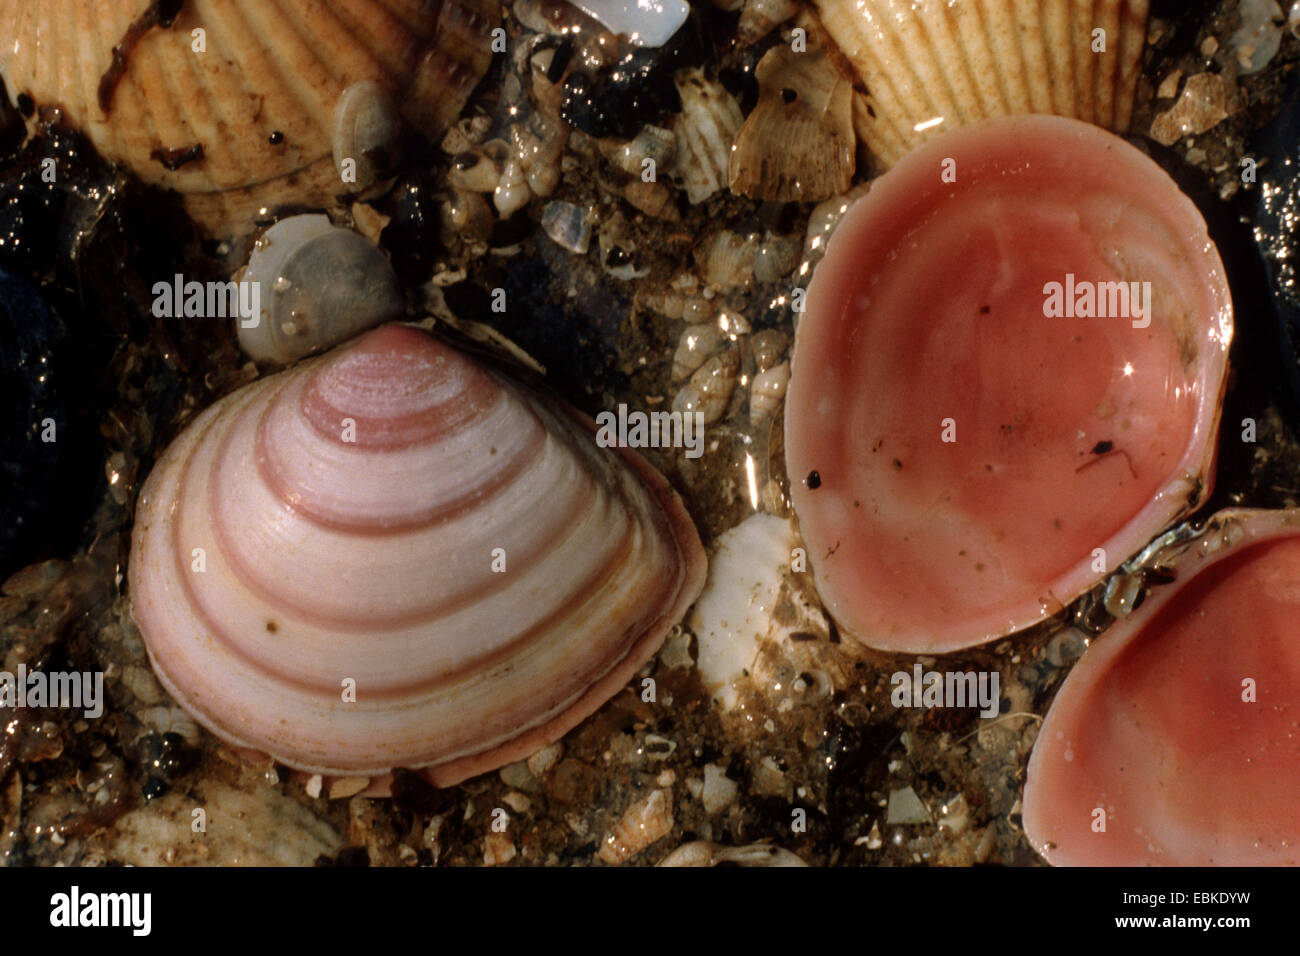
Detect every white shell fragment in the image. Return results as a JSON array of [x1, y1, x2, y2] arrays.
[[701, 763, 739, 813], [689, 513, 792, 709], [658, 841, 809, 866], [886, 787, 933, 825], [569, 0, 691, 47], [237, 215, 404, 365], [670, 69, 744, 204], [102, 781, 342, 866]]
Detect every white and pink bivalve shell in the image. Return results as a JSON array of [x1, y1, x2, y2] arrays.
[[127, 324, 707, 788], [785, 114, 1232, 654], [1023, 508, 1300, 866]]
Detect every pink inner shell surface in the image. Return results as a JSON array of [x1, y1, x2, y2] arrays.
[[785, 114, 1232, 654], [1023, 510, 1300, 866], [128, 324, 707, 786]]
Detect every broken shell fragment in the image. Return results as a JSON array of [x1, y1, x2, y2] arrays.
[[0, 0, 500, 236], [813, 0, 1150, 168], [729, 39, 855, 202], [785, 115, 1232, 654], [236, 215, 404, 365], [128, 324, 707, 788], [1148, 73, 1233, 146], [568, 0, 691, 48], [1023, 509, 1300, 866], [670, 69, 744, 204], [658, 841, 808, 866]]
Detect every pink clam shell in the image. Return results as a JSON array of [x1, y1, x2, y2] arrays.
[[785, 114, 1232, 654], [1023, 508, 1300, 866], [128, 324, 706, 786]]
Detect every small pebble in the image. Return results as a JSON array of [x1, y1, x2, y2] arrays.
[[526, 743, 563, 778], [1149, 73, 1233, 146], [1156, 69, 1182, 100], [701, 763, 738, 814], [484, 831, 517, 866]]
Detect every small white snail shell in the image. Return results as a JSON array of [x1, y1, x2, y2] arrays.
[[749, 360, 790, 424], [449, 139, 509, 193], [236, 215, 404, 365], [128, 324, 707, 789], [749, 328, 788, 373], [673, 348, 739, 425], [671, 323, 725, 381], [332, 80, 404, 194], [494, 157, 533, 219]]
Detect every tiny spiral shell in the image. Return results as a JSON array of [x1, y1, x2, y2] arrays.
[[749, 361, 790, 424], [673, 349, 739, 425]]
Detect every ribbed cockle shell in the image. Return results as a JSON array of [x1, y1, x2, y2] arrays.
[[128, 325, 707, 787], [812, 0, 1150, 167], [0, 0, 497, 236]]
